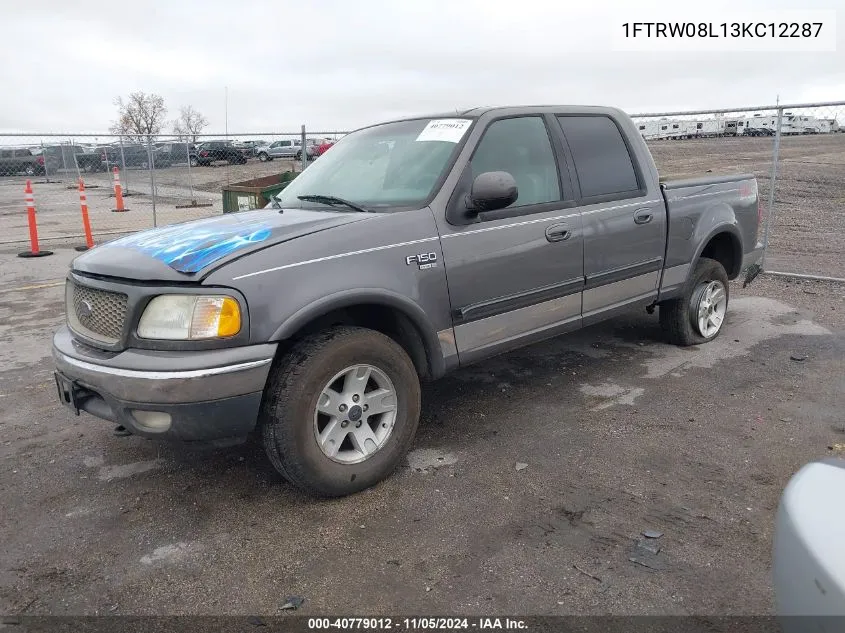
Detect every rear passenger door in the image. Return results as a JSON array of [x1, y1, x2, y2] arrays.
[[554, 115, 666, 323]]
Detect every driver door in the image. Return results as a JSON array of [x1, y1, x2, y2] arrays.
[[434, 115, 584, 364]]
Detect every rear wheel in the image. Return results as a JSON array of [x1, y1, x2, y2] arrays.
[[660, 257, 729, 346], [261, 326, 421, 497]]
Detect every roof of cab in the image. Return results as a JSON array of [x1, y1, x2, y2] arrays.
[[357, 105, 626, 132]]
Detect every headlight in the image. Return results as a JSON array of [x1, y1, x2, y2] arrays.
[[137, 295, 242, 340]]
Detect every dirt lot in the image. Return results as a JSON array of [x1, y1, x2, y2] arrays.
[[1, 242, 843, 616], [1, 134, 843, 276], [649, 133, 845, 279]]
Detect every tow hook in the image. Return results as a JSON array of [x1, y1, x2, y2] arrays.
[[743, 263, 762, 288]]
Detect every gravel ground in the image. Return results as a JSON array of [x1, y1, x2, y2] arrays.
[[0, 250, 843, 616], [649, 134, 845, 278]]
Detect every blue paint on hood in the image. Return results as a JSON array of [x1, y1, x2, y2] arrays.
[[103, 211, 275, 273]]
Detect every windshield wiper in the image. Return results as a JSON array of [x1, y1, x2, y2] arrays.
[[297, 194, 370, 213]]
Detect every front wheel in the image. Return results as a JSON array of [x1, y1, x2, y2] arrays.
[[660, 257, 729, 346], [261, 326, 421, 497], [258, 152, 269, 162]]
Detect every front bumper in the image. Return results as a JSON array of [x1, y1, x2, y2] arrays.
[[52, 325, 276, 441]]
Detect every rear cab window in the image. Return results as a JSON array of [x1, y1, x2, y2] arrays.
[[556, 115, 644, 203]]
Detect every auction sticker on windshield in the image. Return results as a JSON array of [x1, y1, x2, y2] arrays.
[[416, 119, 472, 143]]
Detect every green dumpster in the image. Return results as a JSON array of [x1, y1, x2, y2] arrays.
[[221, 171, 298, 213]]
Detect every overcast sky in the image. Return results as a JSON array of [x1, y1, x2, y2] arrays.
[[2, 0, 843, 135]]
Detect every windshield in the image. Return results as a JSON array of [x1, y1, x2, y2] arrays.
[[273, 118, 472, 210]]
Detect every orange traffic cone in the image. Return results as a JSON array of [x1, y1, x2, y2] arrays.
[[18, 179, 53, 258], [111, 166, 128, 212], [76, 179, 95, 252]]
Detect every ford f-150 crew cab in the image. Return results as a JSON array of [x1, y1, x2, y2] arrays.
[[53, 105, 763, 497]]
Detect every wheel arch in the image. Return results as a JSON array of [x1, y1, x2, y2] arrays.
[[692, 225, 744, 280], [269, 290, 446, 381]]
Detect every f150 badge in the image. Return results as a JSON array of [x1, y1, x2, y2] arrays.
[[406, 252, 438, 270]]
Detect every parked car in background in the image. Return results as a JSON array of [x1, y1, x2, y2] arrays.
[[74, 148, 106, 173], [294, 139, 322, 161], [0, 148, 45, 176], [30, 145, 79, 174], [52, 105, 763, 497], [256, 140, 300, 162], [314, 139, 335, 157], [100, 144, 169, 169], [236, 140, 268, 157], [191, 141, 249, 167], [743, 127, 775, 137], [155, 142, 196, 165]]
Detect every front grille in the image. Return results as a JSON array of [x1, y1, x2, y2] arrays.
[[66, 281, 128, 345]]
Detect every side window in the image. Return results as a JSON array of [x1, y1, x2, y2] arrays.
[[280, 140, 291, 147], [557, 116, 640, 200], [470, 116, 560, 208]]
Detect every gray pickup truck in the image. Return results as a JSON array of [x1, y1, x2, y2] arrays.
[[53, 105, 763, 496]]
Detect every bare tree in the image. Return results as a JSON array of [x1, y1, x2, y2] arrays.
[[110, 92, 167, 142], [172, 106, 209, 143]]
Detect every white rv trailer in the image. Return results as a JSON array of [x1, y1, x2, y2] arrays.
[[744, 114, 778, 132], [820, 118, 841, 133], [635, 120, 661, 140], [690, 119, 724, 137], [781, 113, 822, 134]]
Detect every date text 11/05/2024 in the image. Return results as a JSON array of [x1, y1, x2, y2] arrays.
[[622, 22, 824, 38], [307, 617, 528, 630]]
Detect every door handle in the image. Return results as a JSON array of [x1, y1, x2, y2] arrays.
[[634, 209, 654, 225], [545, 223, 572, 242]]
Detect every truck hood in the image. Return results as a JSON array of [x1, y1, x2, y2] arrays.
[[72, 209, 369, 281]]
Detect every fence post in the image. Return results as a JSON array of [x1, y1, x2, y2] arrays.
[[148, 136, 157, 227], [40, 140, 50, 183], [301, 124, 307, 172], [760, 106, 784, 270], [71, 139, 81, 180], [185, 139, 195, 203], [60, 141, 69, 175], [119, 136, 130, 195]]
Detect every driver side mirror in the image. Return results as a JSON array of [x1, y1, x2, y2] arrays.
[[467, 171, 518, 215]]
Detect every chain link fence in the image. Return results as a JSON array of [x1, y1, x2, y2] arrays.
[[2, 103, 843, 279], [630, 100, 845, 280], [0, 129, 346, 248]]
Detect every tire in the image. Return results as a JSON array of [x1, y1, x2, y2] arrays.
[[258, 152, 268, 162], [189, 156, 199, 167], [294, 151, 302, 161], [24, 165, 36, 176], [261, 326, 421, 497], [660, 257, 730, 346]]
